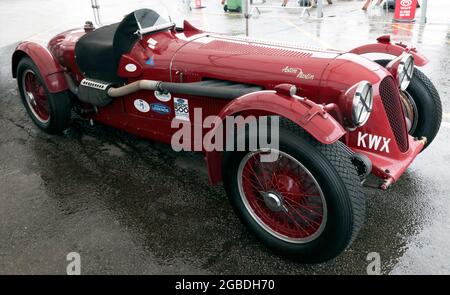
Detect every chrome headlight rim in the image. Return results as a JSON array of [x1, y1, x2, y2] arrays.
[[352, 81, 373, 127], [397, 54, 414, 91]]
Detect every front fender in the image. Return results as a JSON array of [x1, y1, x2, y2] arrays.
[[12, 41, 68, 93], [204, 90, 346, 184], [349, 35, 429, 67]]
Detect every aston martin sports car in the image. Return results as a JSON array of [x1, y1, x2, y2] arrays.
[[11, 9, 442, 262]]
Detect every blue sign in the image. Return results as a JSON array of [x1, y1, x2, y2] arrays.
[[150, 103, 171, 115]]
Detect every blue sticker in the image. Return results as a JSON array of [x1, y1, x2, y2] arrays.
[[150, 103, 171, 115], [146, 56, 155, 66]]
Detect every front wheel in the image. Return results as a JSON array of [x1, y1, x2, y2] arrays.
[[223, 119, 365, 263], [376, 59, 442, 149]]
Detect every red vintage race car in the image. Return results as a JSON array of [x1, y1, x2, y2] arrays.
[[11, 9, 442, 263]]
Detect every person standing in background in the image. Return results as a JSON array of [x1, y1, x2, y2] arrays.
[[282, 0, 333, 7]]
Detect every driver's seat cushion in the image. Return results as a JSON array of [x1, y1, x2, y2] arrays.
[[75, 9, 162, 82], [75, 23, 123, 82], [75, 10, 155, 82]]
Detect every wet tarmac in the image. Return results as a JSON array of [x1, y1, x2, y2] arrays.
[[0, 0, 449, 274]]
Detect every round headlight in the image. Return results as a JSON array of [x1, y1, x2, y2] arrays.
[[352, 81, 373, 127], [397, 54, 414, 91]]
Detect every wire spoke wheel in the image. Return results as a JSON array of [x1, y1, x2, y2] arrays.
[[237, 149, 327, 243], [223, 118, 365, 262], [22, 69, 50, 124]]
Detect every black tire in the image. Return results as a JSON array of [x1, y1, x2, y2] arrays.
[[223, 4, 228, 12], [223, 118, 365, 263], [17, 57, 72, 134], [376, 59, 442, 149]]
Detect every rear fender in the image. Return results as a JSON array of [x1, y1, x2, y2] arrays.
[[204, 90, 346, 184], [349, 35, 429, 67], [12, 41, 68, 93]]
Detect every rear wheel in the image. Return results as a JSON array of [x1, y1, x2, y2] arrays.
[[17, 57, 72, 134], [376, 59, 442, 149], [223, 118, 365, 263]]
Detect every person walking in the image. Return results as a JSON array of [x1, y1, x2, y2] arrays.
[[282, 0, 333, 7], [362, 0, 383, 11]]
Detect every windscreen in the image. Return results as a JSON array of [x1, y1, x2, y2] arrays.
[[134, 9, 171, 30]]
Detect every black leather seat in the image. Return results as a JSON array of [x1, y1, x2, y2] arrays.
[[75, 23, 121, 82], [75, 9, 163, 82]]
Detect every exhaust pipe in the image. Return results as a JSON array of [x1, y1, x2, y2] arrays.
[[107, 80, 160, 97], [108, 80, 259, 100], [64, 75, 261, 106]]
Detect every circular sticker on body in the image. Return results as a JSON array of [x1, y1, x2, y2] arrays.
[[125, 63, 137, 72], [134, 99, 150, 113]]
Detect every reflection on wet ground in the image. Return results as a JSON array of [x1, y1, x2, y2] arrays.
[[0, 0, 449, 274]]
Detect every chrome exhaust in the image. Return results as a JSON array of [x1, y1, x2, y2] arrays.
[[64, 75, 261, 105], [107, 80, 160, 97], [107, 79, 258, 100]]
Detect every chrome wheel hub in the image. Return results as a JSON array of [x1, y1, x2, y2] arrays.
[[27, 92, 36, 106], [260, 191, 283, 212]]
